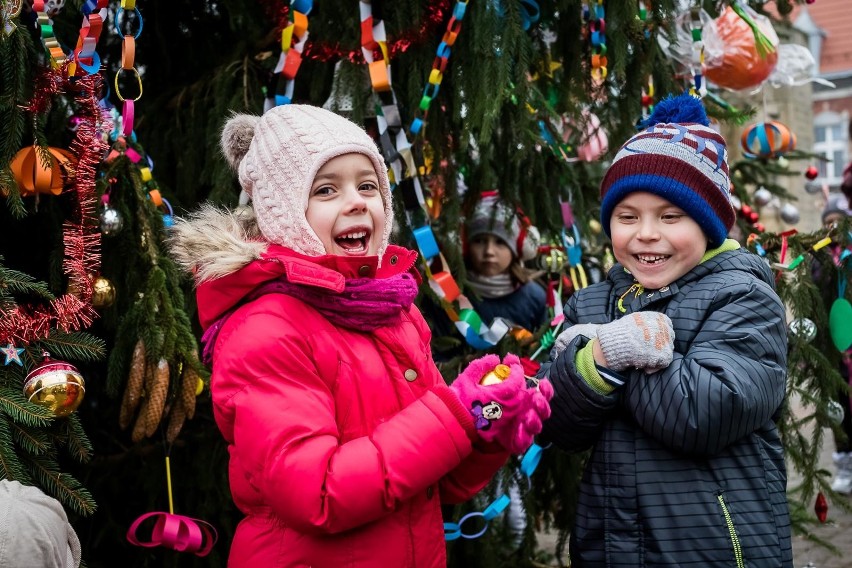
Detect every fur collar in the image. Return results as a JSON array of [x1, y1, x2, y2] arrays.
[[167, 204, 268, 284]]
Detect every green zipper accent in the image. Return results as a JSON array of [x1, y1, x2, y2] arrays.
[[717, 493, 744, 568]]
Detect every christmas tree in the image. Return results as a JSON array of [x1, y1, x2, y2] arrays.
[[1, 0, 848, 566]]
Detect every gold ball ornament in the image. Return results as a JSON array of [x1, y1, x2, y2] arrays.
[[588, 219, 602, 235], [91, 276, 116, 308], [23, 354, 86, 417]]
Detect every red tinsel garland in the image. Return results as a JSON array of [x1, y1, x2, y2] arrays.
[[261, 0, 451, 62], [0, 65, 105, 346]]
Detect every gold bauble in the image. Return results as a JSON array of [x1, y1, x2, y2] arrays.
[[24, 356, 86, 417], [588, 219, 602, 235], [91, 276, 116, 308], [480, 364, 512, 385]]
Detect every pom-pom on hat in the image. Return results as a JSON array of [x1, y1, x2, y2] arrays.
[[600, 93, 735, 247], [466, 191, 541, 261], [220, 105, 393, 260]]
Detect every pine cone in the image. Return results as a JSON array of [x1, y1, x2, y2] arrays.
[[119, 340, 147, 430], [131, 361, 156, 442], [165, 397, 187, 443], [180, 364, 199, 420], [143, 359, 170, 438]]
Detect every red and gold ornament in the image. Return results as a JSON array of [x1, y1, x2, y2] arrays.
[[23, 352, 86, 417]]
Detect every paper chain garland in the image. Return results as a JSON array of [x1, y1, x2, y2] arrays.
[[444, 442, 548, 540], [114, 0, 144, 138], [266, 0, 312, 109], [585, 1, 607, 82]]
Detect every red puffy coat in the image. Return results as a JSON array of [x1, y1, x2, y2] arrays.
[[197, 243, 507, 567]]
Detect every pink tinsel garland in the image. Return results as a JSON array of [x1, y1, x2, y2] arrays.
[[0, 65, 105, 345]]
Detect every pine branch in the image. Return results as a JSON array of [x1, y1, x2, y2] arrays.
[[62, 415, 94, 464], [0, 415, 31, 482], [10, 421, 53, 456], [36, 330, 106, 363], [0, 386, 55, 427], [26, 456, 97, 516]]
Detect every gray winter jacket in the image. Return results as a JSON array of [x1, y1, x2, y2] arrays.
[[541, 243, 792, 567]]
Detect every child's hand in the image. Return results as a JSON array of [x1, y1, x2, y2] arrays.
[[451, 354, 553, 454], [595, 311, 674, 373], [551, 323, 600, 359]]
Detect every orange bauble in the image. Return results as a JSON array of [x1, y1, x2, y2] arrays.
[[9, 146, 76, 197], [704, 6, 777, 91]]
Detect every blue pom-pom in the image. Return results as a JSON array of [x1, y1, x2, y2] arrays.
[[646, 93, 709, 127]]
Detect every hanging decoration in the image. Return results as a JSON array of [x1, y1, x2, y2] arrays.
[[1, 343, 25, 366], [585, 1, 607, 85], [264, 0, 451, 63], [113, 0, 145, 137], [788, 318, 817, 343], [91, 275, 116, 308], [703, 4, 778, 91], [740, 121, 796, 159], [127, 456, 217, 556], [814, 491, 828, 523], [0, 67, 105, 346], [9, 146, 75, 197], [1, 0, 22, 36], [23, 352, 86, 417], [805, 165, 819, 181], [779, 202, 800, 225], [266, 0, 312, 110]]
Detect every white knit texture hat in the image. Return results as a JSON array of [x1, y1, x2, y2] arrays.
[[0, 480, 81, 568], [221, 105, 392, 259]]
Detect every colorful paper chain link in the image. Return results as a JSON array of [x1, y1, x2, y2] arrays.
[[409, 0, 468, 138], [687, 8, 706, 97], [444, 442, 548, 540], [585, 1, 606, 82], [113, 0, 145, 138], [268, 0, 312, 109]]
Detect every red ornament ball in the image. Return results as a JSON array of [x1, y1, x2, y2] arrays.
[[805, 165, 819, 180], [748, 211, 760, 223], [741, 205, 752, 216]]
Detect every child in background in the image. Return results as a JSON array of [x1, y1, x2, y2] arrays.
[[541, 93, 792, 566], [464, 192, 548, 334], [168, 105, 552, 567], [0, 479, 81, 568], [817, 193, 852, 495], [462, 192, 549, 548]]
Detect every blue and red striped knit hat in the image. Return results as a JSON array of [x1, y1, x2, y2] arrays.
[[600, 93, 735, 247]]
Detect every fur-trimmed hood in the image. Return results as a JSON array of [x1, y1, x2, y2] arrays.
[[167, 204, 268, 284]]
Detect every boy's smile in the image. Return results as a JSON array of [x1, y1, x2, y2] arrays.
[[610, 192, 708, 290], [306, 153, 386, 258]]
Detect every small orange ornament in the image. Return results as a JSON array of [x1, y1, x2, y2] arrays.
[[9, 146, 75, 197]]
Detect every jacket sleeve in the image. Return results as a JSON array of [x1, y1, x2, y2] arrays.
[[623, 275, 787, 457], [215, 312, 479, 536], [405, 305, 510, 504], [539, 293, 622, 452]]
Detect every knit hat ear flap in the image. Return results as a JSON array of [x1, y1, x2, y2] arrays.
[[519, 225, 541, 262], [221, 113, 260, 172]]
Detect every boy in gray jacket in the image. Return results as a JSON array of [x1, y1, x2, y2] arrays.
[[541, 93, 791, 567]]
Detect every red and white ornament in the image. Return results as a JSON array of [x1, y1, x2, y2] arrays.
[[23, 353, 86, 417]]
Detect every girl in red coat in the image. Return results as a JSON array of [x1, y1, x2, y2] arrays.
[[169, 105, 552, 567]]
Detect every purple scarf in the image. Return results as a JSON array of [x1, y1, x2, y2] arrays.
[[201, 272, 419, 365]]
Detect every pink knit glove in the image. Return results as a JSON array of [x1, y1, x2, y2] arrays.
[[451, 354, 554, 454]]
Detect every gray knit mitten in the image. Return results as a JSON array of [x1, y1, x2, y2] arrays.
[[596, 312, 674, 372], [550, 323, 600, 359]]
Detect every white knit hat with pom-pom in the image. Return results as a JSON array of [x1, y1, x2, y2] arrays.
[[220, 105, 392, 259]]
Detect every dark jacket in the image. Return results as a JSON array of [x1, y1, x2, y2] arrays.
[[472, 281, 548, 332], [541, 245, 792, 567]]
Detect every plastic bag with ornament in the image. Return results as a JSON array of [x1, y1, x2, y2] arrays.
[[703, 4, 779, 91], [657, 9, 713, 80]]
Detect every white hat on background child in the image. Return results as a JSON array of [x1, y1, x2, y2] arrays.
[[599, 93, 735, 248], [220, 105, 393, 259], [466, 192, 541, 261], [0, 479, 81, 568]]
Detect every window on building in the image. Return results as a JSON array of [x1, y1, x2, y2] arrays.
[[813, 111, 849, 186]]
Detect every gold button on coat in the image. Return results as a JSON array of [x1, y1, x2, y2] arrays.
[[404, 369, 417, 382]]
